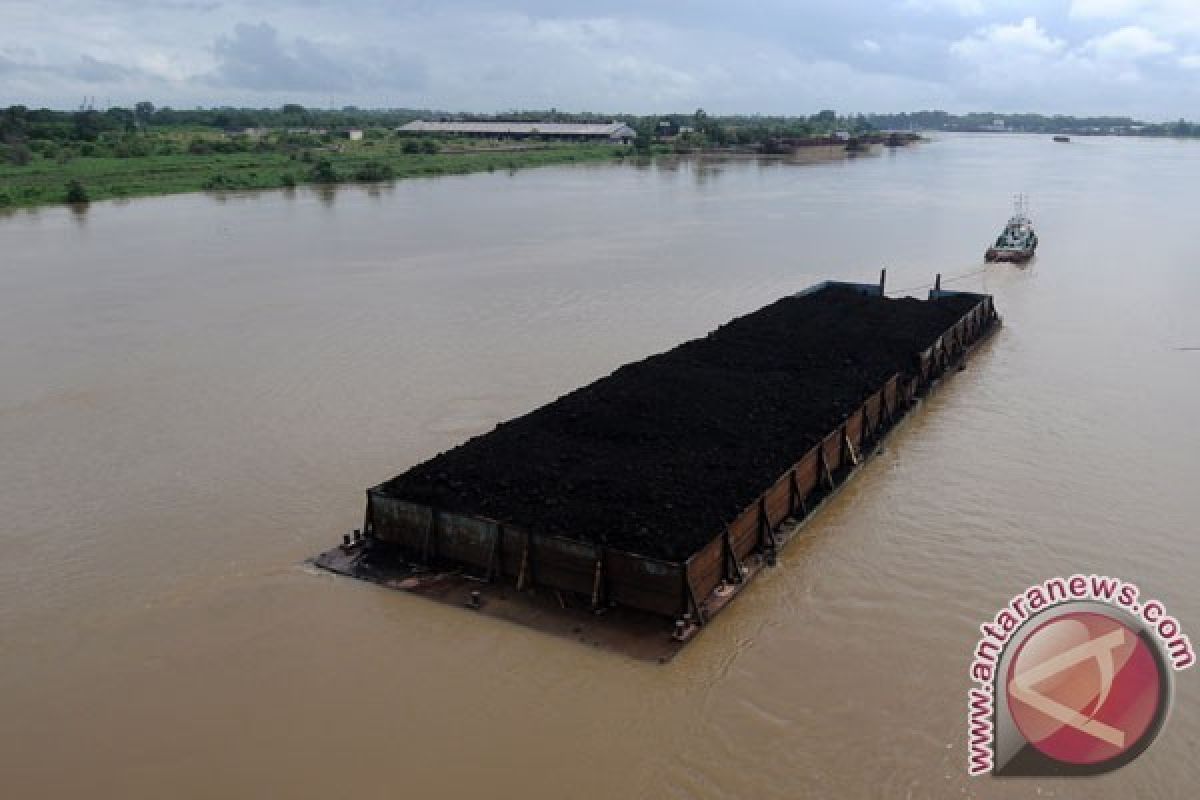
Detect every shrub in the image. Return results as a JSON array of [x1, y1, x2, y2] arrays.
[[353, 161, 394, 181], [280, 173, 297, 188], [8, 143, 32, 166], [65, 179, 89, 204], [401, 139, 420, 154], [419, 139, 440, 155], [308, 159, 337, 183], [201, 172, 247, 190], [211, 139, 245, 154], [187, 139, 213, 155]]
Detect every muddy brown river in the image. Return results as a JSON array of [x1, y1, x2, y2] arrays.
[[2, 134, 1198, 798]]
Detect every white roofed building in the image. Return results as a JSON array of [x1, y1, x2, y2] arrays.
[[397, 120, 636, 143]]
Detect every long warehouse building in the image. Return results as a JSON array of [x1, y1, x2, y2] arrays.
[[397, 120, 637, 143]]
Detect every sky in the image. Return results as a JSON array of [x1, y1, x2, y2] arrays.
[[4, 0, 1200, 119]]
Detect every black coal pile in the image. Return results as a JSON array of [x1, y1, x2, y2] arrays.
[[378, 287, 978, 561]]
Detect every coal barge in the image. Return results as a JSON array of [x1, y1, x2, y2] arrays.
[[313, 275, 999, 661]]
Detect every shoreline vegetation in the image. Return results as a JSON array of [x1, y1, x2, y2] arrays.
[[0, 104, 922, 211], [21, 99, 1197, 210], [0, 139, 627, 210]]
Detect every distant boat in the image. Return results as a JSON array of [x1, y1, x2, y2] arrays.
[[985, 196, 1038, 263], [1053, 135, 1070, 143]]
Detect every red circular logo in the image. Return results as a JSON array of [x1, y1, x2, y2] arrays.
[[1006, 611, 1163, 766]]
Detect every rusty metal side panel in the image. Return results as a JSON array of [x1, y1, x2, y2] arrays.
[[605, 551, 686, 617], [367, 494, 432, 553], [845, 409, 864, 451], [864, 391, 882, 434], [728, 506, 759, 561], [821, 428, 843, 473], [975, 300, 992, 334], [932, 337, 947, 377], [884, 374, 900, 412], [792, 448, 819, 502], [918, 348, 933, 383], [686, 537, 725, 608], [496, 525, 526, 577], [762, 474, 791, 529], [530, 536, 600, 595], [944, 326, 959, 359], [435, 512, 498, 572]]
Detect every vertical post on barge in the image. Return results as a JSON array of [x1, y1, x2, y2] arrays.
[[723, 529, 744, 584], [758, 496, 778, 566], [818, 445, 835, 490], [516, 531, 532, 591], [590, 549, 607, 611]]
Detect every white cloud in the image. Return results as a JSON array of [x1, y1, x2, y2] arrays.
[[950, 17, 1065, 60], [1070, 0, 1200, 36], [943, 14, 1200, 115], [1085, 25, 1173, 60], [856, 38, 882, 54]]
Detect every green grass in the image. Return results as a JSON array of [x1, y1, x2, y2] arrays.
[[0, 140, 628, 209]]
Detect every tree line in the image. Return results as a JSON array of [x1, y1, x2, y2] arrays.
[[6, 102, 1200, 170]]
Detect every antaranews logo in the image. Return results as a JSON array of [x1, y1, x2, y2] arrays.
[[967, 575, 1194, 777]]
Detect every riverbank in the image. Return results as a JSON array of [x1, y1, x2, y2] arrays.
[[0, 140, 625, 209]]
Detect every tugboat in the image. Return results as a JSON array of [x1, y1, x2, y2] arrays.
[[1053, 135, 1070, 143], [985, 195, 1038, 263]]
